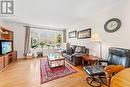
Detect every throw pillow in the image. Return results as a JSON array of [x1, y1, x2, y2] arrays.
[[70, 45, 77, 53], [66, 47, 73, 55], [75, 46, 83, 53]]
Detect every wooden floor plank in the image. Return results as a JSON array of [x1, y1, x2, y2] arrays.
[[0, 58, 106, 87]]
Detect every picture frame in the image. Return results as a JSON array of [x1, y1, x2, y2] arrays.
[[68, 30, 77, 38], [77, 28, 91, 39]]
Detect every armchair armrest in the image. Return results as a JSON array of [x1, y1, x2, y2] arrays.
[[97, 59, 109, 66], [98, 59, 108, 62]]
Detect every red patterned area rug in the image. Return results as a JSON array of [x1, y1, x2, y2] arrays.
[[40, 59, 77, 84]]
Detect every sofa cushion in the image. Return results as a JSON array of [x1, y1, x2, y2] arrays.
[[72, 53, 84, 57], [75, 46, 83, 53], [66, 47, 73, 55], [70, 45, 77, 53]]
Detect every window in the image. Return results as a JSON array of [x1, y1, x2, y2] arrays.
[[30, 28, 63, 49]]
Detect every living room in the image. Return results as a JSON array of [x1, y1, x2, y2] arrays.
[[0, 0, 130, 87]]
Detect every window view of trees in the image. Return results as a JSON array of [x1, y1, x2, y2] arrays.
[[30, 29, 63, 49]]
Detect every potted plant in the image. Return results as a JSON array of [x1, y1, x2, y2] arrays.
[[46, 44, 50, 49], [31, 37, 38, 49], [40, 41, 46, 49], [56, 34, 62, 48]]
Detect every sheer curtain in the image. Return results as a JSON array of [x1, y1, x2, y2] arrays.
[[63, 29, 66, 43], [24, 26, 30, 56]]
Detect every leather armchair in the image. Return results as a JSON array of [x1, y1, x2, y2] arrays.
[[98, 47, 130, 67], [83, 47, 130, 86], [100, 47, 130, 86]]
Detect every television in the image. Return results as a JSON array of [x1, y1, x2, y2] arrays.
[[0, 40, 13, 55]]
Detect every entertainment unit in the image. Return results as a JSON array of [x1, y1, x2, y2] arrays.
[[0, 51, 17, 70], [0, 27, 17, 71]]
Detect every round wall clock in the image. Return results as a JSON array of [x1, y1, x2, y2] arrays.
[[104, 18, 121, 33]]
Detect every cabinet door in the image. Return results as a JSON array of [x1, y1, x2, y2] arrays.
[[0, 57, 4, 71], [13, 51, 17, 60], [5, 55, 9, 67]]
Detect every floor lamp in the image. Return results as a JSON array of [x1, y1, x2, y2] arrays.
[[91, 33, 102, 59]]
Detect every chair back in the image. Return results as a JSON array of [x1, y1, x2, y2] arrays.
[[108, 47, 130, 68]]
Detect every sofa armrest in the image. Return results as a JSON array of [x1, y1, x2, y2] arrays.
[[62, 50, 66, 53], [71, 53, 83, 66], [72, 56, 82, 66], [72, 53, 84, 57]]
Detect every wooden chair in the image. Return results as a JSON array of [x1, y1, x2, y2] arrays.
[[104, 65, 125, 86]]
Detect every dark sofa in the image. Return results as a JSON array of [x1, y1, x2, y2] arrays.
[[63, 45, 89, 66]]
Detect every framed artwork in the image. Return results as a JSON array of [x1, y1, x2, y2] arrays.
[[77, 28, 91, 39], [68, 30, 77, 38]]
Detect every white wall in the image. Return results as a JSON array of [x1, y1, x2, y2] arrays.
[[67, 0, 130, 59], [0, 20, 3, 39], [1, 20, 25, 59], [0, 0, 129, 59]]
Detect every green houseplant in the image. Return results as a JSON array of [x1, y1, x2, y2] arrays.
[[40, 41, 46, 49], [56, 34, 62, 48], [31, 37, 38, 49]]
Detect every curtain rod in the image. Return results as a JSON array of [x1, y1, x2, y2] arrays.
[[24, 26, 66, 31]]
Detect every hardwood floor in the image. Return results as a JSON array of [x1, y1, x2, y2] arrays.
[[0, 58, 106, 87]]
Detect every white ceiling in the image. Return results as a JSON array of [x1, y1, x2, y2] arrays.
[[1, 0, 122, 28]]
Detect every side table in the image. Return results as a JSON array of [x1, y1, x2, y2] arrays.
[[82, 55, 97, 66]]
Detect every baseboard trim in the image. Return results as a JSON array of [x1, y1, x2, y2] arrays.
[[17, 58, 26, 61]]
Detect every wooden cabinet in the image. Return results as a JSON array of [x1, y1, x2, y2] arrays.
[[0, 51, 17, 71], [4, 55, 9, 67], [0, 57, 4, 71], [0, 27, 13, 40], [13, 51, 17, 60], [0, 27, 16, 71]]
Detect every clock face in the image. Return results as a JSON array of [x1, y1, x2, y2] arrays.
[[104, 18, 121, 33], [107, 21, 118, 30]]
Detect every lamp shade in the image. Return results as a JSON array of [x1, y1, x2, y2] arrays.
[[91, 33, 101, 42]]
